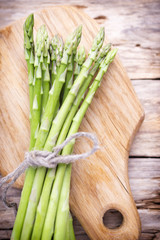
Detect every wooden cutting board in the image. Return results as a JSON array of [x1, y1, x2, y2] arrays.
[[0, 6, 144, 240]]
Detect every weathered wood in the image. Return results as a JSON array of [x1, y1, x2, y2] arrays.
[[0, 0, 159, 79], [130, 80, 160, 157]]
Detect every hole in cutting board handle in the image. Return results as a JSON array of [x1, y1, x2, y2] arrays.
[[103, 209, 124, 229]]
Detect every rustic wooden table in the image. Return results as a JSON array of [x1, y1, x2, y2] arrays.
[[0, 1, 159, 240]]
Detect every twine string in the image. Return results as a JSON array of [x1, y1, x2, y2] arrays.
[[0, 132, 99, 210]]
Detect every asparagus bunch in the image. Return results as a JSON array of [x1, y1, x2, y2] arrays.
[[12, 13, 118, 240], [26, 27, 105, 240]]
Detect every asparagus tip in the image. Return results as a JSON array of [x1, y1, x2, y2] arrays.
[[23, 13, 34, 31], [105, 48, 118, 64], [89, 27, 105, 57], [23, 13, 34, 49], [35, 25, 48, 56], [96, 43, 111, 61], [100, 48, 118, 70], [65, 25, 82, 54]]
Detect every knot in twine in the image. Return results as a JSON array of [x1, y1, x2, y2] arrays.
[[0, 132, 99, 211]]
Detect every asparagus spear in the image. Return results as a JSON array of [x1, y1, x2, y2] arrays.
[[41, 35, 50, 117], [65, 212, 75, 240], [29, 25, 48, 149], [19, 27, 82, 240], [54, 48, 118, 240], [23, 14, 34, 116], [68, 212, 76, 240], [11, 14, 34, 240], [74, 46, 86, 80]]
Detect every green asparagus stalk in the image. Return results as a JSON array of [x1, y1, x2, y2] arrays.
[[40, 30, 105, 240], [41, 35, 50, 117], [66, 214, 70, 240], [64, 212, 75, 240], [54, 48, 118, 240], [67, 212, 76, 240], [23, 14, 34, 116], [74, 46, 86, 80], [29, 25, 48, 149], [19, 26, 82, 240], [11, 16, 36, 240]]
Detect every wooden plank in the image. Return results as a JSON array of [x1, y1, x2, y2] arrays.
[[0, 0, 159, 79], [0, 157, 159, 239], [130, 80, 160, 157]]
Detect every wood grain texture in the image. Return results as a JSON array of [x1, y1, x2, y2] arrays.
[[0, 5, 144, 240], [130, 80, 160, 157]]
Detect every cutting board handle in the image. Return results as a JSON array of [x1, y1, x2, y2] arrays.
[[99, 200, 141, 240]]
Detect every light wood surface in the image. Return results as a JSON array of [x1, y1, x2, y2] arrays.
[[0, 1, 159, 240], [0, 5, 144, 240]]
